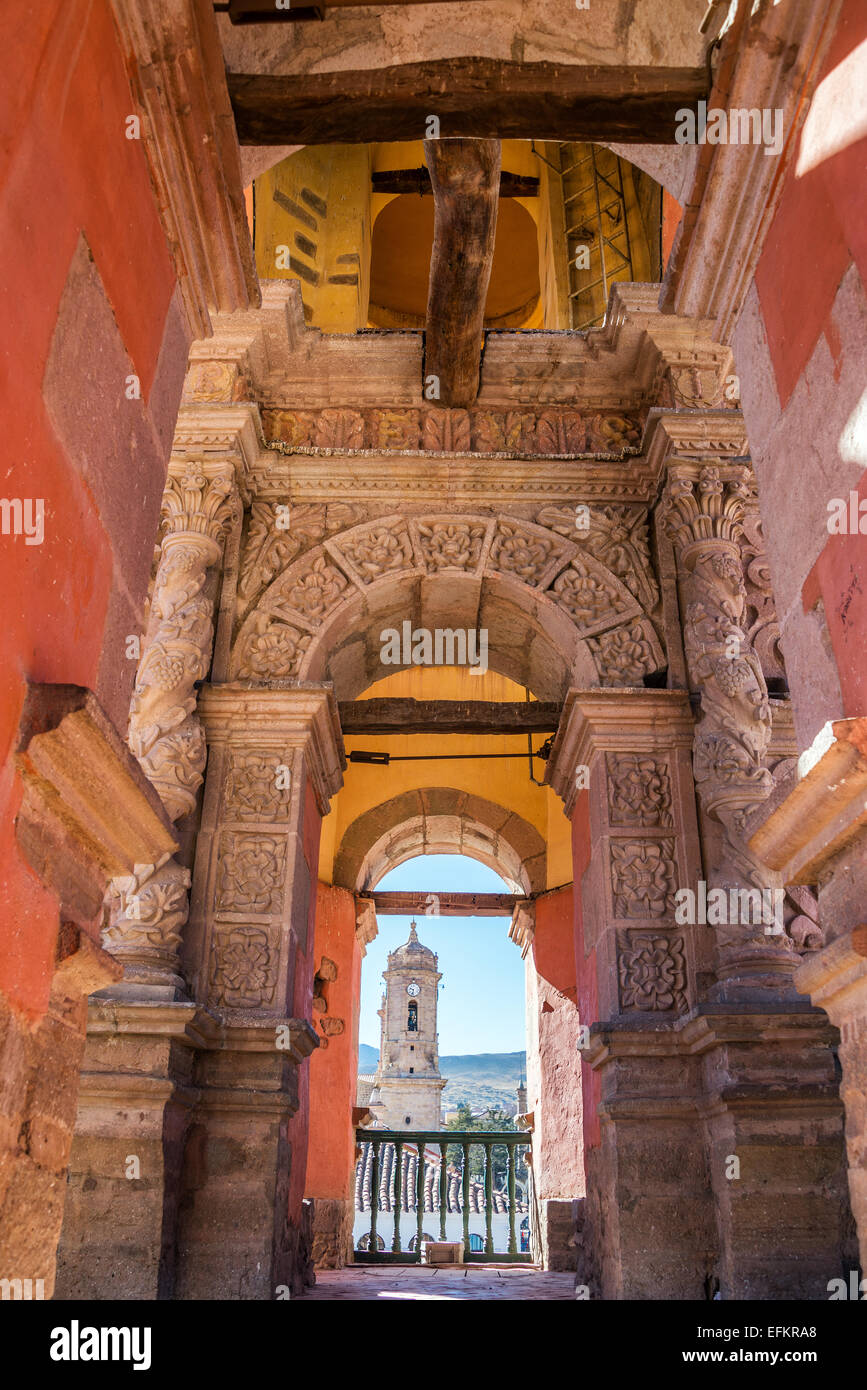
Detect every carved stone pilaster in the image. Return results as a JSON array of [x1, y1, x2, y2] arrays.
[[546, 688, 706, 1019], [663, 461, 796, 995], [128, 461, 237, 822], [192, 684, 345, 1016]]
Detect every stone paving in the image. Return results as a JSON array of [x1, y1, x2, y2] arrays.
[[298, 1265, 577, 1300]]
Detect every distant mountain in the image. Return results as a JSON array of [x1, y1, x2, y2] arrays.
[[356, 1047, 526, 1114]]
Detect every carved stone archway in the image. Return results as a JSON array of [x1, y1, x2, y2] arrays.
[[333, 787, 548, 895], [231, 509, 665, 700]]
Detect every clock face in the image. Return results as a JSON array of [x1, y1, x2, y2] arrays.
[[406, 982, 420, 997]]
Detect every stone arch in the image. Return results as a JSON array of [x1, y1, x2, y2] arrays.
[[332, 787, 547, 895], [231, 510, 664, 700]]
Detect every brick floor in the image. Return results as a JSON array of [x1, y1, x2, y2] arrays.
[[297, 1265, 577, 1300]]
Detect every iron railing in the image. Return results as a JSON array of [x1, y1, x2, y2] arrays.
[[354, 1128, 533, 1264]]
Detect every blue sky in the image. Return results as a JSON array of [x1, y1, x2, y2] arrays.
[[359, 854, 526, 1055]]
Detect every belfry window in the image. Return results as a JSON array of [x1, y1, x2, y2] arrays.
[[407, 1001, 418, 1032]]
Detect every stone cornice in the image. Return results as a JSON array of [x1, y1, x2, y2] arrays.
[[664, 0, 841, 342], [252, 449, 658, 506], [198, 681, 346, 813], [182, 278, 742, 413], [545, 687, 695, 816], [748, 718, 867, 885], [110, 0, 258, 339]]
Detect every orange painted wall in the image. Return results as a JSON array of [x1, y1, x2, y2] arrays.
[[0, 1, 181, 1020], [661, 189, 682, 275], [306, 883, 362, 1201], [286, 777, 325, 1223]]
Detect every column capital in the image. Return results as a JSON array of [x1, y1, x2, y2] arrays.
[[161, 459, 238, 547], [546, 688, 695, 817], [662, 461, 754, 560], [198, 682, 346, 814], [169, 402, 264, 508]]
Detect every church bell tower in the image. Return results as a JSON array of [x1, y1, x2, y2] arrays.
[[372, 922, 447, 1131]]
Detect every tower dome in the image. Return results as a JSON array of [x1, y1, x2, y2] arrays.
[[389, 920, 437, 966]]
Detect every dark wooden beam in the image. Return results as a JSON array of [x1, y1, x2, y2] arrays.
[[372, 167, 539, 198], [424, 137, 500, 409], [371, 891, 517, 917], [227, 59, 709, 145], [222, 0, 491, 19], [338, 698, 562, 735]]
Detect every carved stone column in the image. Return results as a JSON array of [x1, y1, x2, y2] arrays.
[[97, 459, 238, 999], [546, 675, 850, 1298], [56, 429, 252, 1298], [129, 461, 236, 821], [546, 689, 714, 1297], [172, 682, 344, 1298], [663, 461, 798, 999]]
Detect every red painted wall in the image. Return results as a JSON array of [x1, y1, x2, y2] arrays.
[[751, 3, 867, 725], [802, 464, 867, 717], [528, 885, 584, 1197], [754, 6, 867, 410], [0, 2, 183, 1021], [306, 883, 362, 1201], [570, 790, 601, 1150]]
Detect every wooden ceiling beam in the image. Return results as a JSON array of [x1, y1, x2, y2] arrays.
[[372, 167, 539, 198], [424, 137, 500, 409], [371, 891, 518, 917], [227, 59, 710, 145], [338, 699, 562, 736]]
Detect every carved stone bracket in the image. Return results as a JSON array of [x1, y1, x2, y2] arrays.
[[355, 896, 379, 957], [508, 899, 536, 959], [14, 683, 177, 932]]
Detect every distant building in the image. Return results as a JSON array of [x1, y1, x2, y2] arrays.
[[516, 1076, 528, 1117], [366, 922, 447, 1131]]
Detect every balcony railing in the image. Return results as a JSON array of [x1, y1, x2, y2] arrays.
[[354, 1129, 533, 1263]]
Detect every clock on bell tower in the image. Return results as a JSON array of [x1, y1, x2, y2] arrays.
[[371, 922, 447, 1131]]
